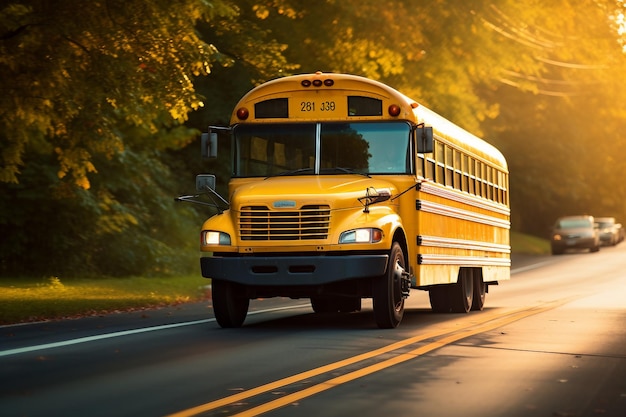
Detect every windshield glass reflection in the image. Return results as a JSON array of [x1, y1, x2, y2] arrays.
[[233, 122, 411, 177]]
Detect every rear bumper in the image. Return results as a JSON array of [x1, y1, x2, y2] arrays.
[[201, 254, 388, 286]]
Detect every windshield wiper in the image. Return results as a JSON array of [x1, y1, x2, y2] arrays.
[[265, 168, 314, 179], [266, 167, 370, 179], [321, 167, 371, 177]]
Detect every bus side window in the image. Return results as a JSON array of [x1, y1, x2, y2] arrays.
[[425, 156, 435, 180], [487, 166, 494, 201], [445, 145, 453, 187], [416, 154, 424, 178], [475, 160, 483, 197], [468, 156, 475, 195], [497, 170, 505, 203], [435, 141, 445, 185], [454, 149, 462, 190], [462, 153, 469, 192]]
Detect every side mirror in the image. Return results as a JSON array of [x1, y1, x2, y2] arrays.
[[201, 131, 218, 159], [196, 174, 216, 192], [417, 126, 433, 154], [358, 187, 391, 212]]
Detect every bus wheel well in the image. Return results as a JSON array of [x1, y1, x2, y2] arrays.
[[392, 228, 408, 266]]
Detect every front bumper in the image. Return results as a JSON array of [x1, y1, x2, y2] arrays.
[[552, 237, 596, 250], [201, 254, 389, 286], [599, 233, 615, 243]]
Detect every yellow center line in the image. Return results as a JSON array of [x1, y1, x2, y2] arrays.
[[167, 298, 575, 417]]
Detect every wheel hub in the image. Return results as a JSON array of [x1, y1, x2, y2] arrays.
[[393, 261, 411, 298]]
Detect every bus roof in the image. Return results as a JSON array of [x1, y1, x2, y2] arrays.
[[415, 104, 508, 169], [231, 72, 507, 170]]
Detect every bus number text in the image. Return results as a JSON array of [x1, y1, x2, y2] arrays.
[[300, 101, 336, 112]]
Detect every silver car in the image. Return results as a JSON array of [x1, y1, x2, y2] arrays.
[[595, 217, 619, 246]]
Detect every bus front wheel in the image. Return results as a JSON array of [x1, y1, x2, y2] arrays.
[[372, 242, 406, 329], [212, 279, 250, 328]]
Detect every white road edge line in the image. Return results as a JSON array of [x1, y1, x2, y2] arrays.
[[0, 304, 308, 358], [511, 259, 556, 274]]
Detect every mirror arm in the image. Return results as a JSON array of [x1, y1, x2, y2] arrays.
[[174, 194, 220, 209], [175, 188, 229, 213], [202, 185, 230, 210]]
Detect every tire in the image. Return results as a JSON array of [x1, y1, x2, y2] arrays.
[[212, 279, 249, 328], [372, 242, 406, 329], [471, 272, 486, 311], [450, 269, 474, 313]]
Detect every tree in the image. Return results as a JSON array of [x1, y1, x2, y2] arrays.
[[476, 0, 626, 235], [0, 0, 294, 276], [0, 0, 242, 188]]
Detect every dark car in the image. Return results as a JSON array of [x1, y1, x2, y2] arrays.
[[550, 215, 600, 255], [595, 217, 619, 246]]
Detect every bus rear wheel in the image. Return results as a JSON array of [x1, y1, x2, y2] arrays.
[[450, 269, 474, 313], [212, 279, 250, 328], [428, 269, 475, 313], [372, 242, 406, 329], [471, 272, 486, 311]]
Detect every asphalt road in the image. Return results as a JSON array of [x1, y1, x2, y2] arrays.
[[1, 245, 625, 417]]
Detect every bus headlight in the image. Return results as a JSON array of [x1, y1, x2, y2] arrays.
[[201, 231, 231, 246], [339, 228, 383, 244]]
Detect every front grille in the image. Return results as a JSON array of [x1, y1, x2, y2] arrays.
[[239, 205, 331, 241]]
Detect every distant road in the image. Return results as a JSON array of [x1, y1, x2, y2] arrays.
[[2, 246, 625, 417]]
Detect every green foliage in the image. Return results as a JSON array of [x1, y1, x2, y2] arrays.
[[0, 0, 235, 187], [0, 125, 202, 276], [0, 0, 259, 277]]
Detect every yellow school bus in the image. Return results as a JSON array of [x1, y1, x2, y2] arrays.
[[192, 72, 510, 328]]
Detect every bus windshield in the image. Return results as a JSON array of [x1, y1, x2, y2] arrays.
[[233, 121, 411, 177]]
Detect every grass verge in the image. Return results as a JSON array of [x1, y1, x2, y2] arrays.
[[510, 230, 550, 255], [0, 274, 210, 325]]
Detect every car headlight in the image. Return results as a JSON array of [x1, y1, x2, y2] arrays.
[[552, 234, 562, 241], [201, 231, 231, 246], [339, 228, 383, 244]]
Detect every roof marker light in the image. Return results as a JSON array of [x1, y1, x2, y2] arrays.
[[312, 79, 323, 87], [301, 80, 312, 87], [388, 104, 401, 117], [236, 107, 249, 120], [324, 79, 334, 86]]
